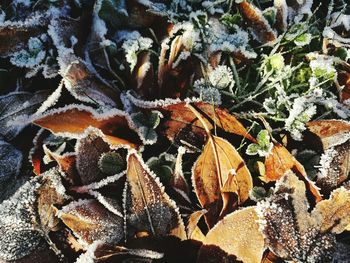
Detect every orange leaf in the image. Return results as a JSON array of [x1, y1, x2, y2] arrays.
[[264, 143, 322, 202], [192, 136, 253, 228], [239, 1, 277, 44], [186, 209, 207, 242], [33, 105, 139, 148], [201, 207, 265, 263], [124, 151, 186, 240]]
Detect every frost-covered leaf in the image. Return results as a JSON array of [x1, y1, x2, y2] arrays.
[[131, 110, 161, 144], [200, 207, 265, 263], [0, 177, 43, 261], [238, 1, 277, 44], [58, 199, 124, 245], [124, 151, 186, 240], [257, 171, 345, 263], [75, 130, 112, 185], [186, 209, 206, 242], [0, 140, 22, 190], [264, 143, 322, 203], [337, 70, 350, 102], [192, 135, 253, 228], [36, 168, 70, 232], [98, 0, 128, 28], [98, 151, 126, 176], [75, 241, 164, 263], [0, 90, 50, 141], [33, 105, 139, 148], [0, 24, 45, 56]]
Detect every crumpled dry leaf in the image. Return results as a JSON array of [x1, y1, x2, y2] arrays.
[[36, 168, 70, 232], [264, 143, 322, 202], [33, 105, 139, 148], [58, 199, 124, 245], [193, 135, 253, 228], [124, 150, 186, 240], [200, 207, 265, 263], [0, 91, 50, 141], [257, 171, 350, 262], [306, 120, 350, 194]]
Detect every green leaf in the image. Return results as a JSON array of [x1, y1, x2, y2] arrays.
[[246, 143, 259, 156], [99, 0, 128, 29], [98, 152, 126, 175], [257, 130, 270, 148]]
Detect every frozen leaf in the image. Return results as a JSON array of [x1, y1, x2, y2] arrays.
[[131, 110, 162, 144], [200, 207, 265, 263], [306, 120, 350, 193], [238, 1, 277, 44], [98, 151, 126, 176], [257, 171, 341, 263], [0, 177, 43, 261], [88, 190, 124, 218], [246, 130, 273, 157], [98, 0, 128, 28], [192, 135, 253, 228], [0, 91, 50, 141], [124, 151, 186, 240], [75, 241, 164, 263], [75, 130, 112, 185], [0, 24, 45, 56], [36, 168, 70, 232], [58, 199, 124, 245], [274, 0, 288, 31], [33, 105, 139, 148], [0, 140, 22, 190], [337, 70, 350, 102], [186, 209, 207, 242], [306, 120, 350, 150], [264, 143, 322, 202]]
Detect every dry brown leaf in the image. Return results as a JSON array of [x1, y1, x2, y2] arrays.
[[238, 1, 277, 44], [274, 0, 288, 31], [192, 135, 253, 228], [186, 209, 207, 242], [124, 151, 186, 240], [160, 102, 255, 145], [33, 106, 139, 148], [306, 120, 350, 193], [201, 207, 265, 263], [58, 199, 124, 245], [264, 143, 322, 202], [37, 168, 70, 232], [257, 171, 350, 262], [306, 120, 350, 150]]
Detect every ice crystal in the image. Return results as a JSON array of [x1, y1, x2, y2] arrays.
[[285, 97, 317, 141], [10, 36, 46, 68], [121, 31, 153, 72]]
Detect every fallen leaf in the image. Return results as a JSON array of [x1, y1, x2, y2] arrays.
[[33, 105, 139, 148], [238, 1, 277, 44], [264, 143, 322, 202], [192, 135, 253, 228], [257, 171, 350, 262], [58, 199, 124, 245], [0, 91, 50, 141], [36, 168, 70, 232], [186, 209, 207, 242], [200, 207, 265, 263], [124, 151, 186, 240], [0, 140, 22, 190], [336, 70, 350, 102]]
